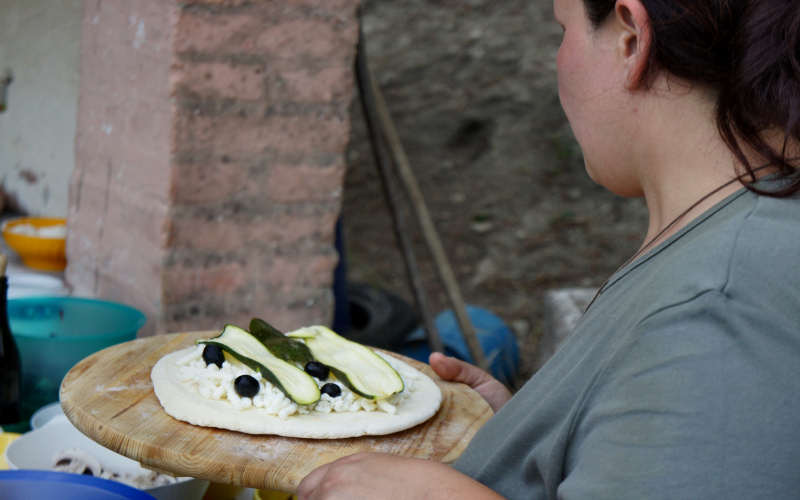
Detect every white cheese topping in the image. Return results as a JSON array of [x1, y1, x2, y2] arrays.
[[7, 222, 67, 238], [176, 345, 411, 418]]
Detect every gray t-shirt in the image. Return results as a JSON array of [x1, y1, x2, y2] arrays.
[[454, 186, 800, 499]]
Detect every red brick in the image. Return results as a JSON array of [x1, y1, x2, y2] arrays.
[[174, 10, 256, 54], [283, 0, 360, 11], [162, 260, 248, 303], [277, 65, 354, 103], [160, 287, 324, 334], [175, 8, 356, 59], [247, 210, 339, 247], [167, 316, 236, 336], [256, 20, 341, 59], [169, 217, 247, 252], [253, 289, 334, 330], [72, 0, 359, 339], [259, 254, 339, 293], [266, 164, 345, 202], [164, 303, 297, 336], [179, 0, 359, 9], [178, 0, 251, 6], [169, 210, 339, 252], [173, 113, 351, 157], [171, 161, 250, 204], [172, 61, 264, 100]]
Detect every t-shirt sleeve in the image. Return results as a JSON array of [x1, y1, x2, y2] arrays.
[[557, 291, 800, 500]]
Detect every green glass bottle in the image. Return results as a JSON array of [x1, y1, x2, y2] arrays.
[[0, 254, 21, 426]]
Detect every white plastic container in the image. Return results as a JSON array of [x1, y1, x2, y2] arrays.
[[5, 416, 209, 500]]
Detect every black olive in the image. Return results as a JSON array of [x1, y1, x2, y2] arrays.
[[320, 383, 341, 398], [304, 361, 330, 380], [234, 375, 260, 398], [202, 344, 225, 368]]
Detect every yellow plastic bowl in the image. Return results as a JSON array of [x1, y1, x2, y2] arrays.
[[2, 217, 67, 271], [0, 432, 22, 469], [254, 488, 297, 500]]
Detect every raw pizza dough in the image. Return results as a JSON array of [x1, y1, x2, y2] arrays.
[[151, 347, 443, 438]]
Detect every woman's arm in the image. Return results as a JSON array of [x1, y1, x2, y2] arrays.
[[297, 452, 505, 500], [296, 354, 512, 499]]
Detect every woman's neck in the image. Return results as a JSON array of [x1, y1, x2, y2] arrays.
[[633, 84, 744, 250]]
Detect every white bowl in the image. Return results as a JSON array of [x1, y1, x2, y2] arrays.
[[5, 416, 209, 500], [29, 402, 65, 429], [8, 272, 70, 298]]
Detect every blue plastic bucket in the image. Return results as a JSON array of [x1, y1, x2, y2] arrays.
[[0, 470, 156, 499], [400, 305, 519, 384]]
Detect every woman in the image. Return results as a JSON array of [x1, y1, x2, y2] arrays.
[[298, 0, 800, 498]]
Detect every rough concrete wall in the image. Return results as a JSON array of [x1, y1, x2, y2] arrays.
[[67, 0, 360, 336], [67, 0, 176, 336], [0, 0, 82, 216]]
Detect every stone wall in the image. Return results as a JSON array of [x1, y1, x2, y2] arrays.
[[67, 0, 360, 336]]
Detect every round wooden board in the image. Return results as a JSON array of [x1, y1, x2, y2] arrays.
[[60, 331, 492, 492]]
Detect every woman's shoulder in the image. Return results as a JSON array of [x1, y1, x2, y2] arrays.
[[584, 190, 800, 368], [633, 189, 800, 302], [724, 190, 800, 288], [676, 186, 800, 259]]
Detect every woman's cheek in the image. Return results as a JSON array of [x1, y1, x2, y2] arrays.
[[555, 42, 581, 122]]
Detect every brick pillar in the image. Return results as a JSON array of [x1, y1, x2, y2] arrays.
[[67, 0, 360, 336]]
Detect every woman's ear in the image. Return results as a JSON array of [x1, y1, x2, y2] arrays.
[[614, 0, 652, 89]]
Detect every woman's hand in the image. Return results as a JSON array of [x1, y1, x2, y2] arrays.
[[428, 352, 512, 412], [296, 355, 512, 499], [296, 452, 504, 500]]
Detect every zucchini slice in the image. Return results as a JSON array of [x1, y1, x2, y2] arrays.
[[249, 318, 313, 365], [198, 324, 320, 405], [287, 326, 404, 400]]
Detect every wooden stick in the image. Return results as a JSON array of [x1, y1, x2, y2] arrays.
[[354, 31, 444, 354], [361, 45, 489, 371]]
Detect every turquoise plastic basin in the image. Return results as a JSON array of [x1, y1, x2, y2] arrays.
[[8, 297, 146, 421]]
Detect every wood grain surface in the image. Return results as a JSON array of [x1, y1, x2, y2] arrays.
[[60, 331, 492, 492]]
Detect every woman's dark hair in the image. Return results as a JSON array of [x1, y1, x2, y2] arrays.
[[583, 0, 800, 196]]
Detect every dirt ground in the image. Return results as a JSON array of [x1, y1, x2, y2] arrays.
[[339, 0, 650, 388]]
